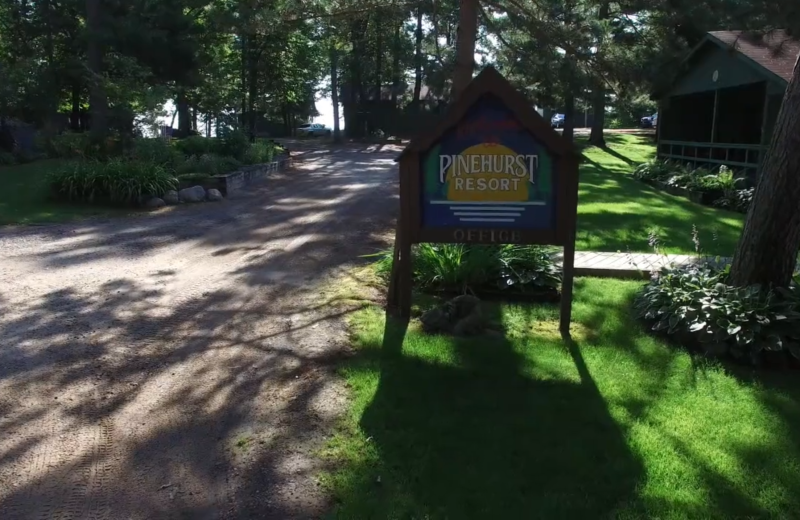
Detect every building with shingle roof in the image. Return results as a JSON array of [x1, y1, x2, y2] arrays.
[[654, 30, 798, 177]]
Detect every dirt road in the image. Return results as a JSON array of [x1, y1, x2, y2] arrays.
[[0, 145, 398, 519]]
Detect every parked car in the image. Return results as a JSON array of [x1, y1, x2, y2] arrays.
[[297, 123, 331, 137], [640, 113, 658, 128], [551, 113, 565, 128]]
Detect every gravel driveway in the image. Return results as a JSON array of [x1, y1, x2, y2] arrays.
[[0, 145, 399, 519]]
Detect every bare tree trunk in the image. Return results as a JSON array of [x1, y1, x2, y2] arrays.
[[563, 92, 576, 143], [391, 22, 400, 105], [375, 13, 383, 99], [452, 0, 478, 99], [330, 45, 342, 143], [589, 86, 606, 146], [589, 1, 609, 147], [70, 83, 81, 131], [177, 90, 190, 136], [413, 6, 423, 105], [86, 0, 108, 139], [729, 53, 800, 288]]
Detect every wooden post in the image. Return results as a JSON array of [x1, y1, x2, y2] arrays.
[[710, 89, 719, 144]]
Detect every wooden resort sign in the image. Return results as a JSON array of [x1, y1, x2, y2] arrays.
[[389, 66, 580, 334]]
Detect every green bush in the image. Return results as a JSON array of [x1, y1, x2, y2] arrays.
[[242, 140, 278, 165], [371, 243, 562, 294], [48, 159, 177, 205], [128, 138, 184, 172], [176, 153, 241, 176], [44, 132, 121, 160], [177, 172, 214, 184], [174, 136, 217, 157], [713, 187, 754, 213], [216, 129, 250, 161], [634, 263, 800, 364], [685, 165, 741, 193], [0, 151, 16, 165], [633, 158, 674, 182]]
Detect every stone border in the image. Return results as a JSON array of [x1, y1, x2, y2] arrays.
[[213, 153, 292, 196]]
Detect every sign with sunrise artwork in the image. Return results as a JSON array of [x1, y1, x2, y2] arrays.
[[390, 66, 579, 334], [420, 95, 555, 234]]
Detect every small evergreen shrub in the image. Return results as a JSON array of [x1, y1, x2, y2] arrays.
[[48, 159, 177, 205], [242, 140, 278, 165], [174, 136, 218, 157], [128, 138, 184, 172]]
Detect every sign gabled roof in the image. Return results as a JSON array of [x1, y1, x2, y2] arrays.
[[396, 66, 577, 162]]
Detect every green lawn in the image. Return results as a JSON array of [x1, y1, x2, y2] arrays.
[[323, 278, 800, 518], [577, 134, 745, 255], [0, 160, 130, 225]]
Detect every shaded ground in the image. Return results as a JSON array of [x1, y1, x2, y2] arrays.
[[0, 144, 400, 519]]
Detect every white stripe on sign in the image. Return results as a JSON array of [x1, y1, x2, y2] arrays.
[[431, 200, 546, 206], [458, 218, 516, 222], [454, 212, 522, 217]]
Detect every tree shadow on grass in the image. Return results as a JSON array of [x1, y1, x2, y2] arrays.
[[332, 304, 644, 518]]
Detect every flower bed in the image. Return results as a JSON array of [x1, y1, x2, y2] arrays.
[[632, 159, 752, 213], [634, 262, 800, 370]]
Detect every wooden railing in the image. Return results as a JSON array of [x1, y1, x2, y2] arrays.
[[657, 140, 766, 170]]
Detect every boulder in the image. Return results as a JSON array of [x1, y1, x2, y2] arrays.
[[420, 295, 484, 336], [145, 197, 166, 209], [207, 189, 223, 201], [163, 190, 180, 205], [178, 185, 206, 203]]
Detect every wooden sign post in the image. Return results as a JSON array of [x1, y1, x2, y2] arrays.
[[388, 66, 580, 336]]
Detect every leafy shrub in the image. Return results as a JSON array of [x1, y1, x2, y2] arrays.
[[177, 172, 214, 184], [633, 159, 674, 181], [242, 140, 278, 165], [128, 138, 184, 172], [0, 151, 16, 165], [371, 243, 562, 294], [713, 187, 754, 213], [216, 129, 250, 161], [48, 159, 177, 205], [686, 165, 741, 193], [44, 132, 121, 160], [635, 263, 800, 364], [176, 153, 241, 176], [174, 136, 217, 157]]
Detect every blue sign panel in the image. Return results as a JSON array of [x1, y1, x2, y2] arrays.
[[420, 95, 555, 230]]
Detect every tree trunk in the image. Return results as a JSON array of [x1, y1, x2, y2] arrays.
[[563, 92, 576, 143], [589, 1, 609, 147], [240, 34, 248, 129], [589, 86, 606, 146], [247, 53, 257, 141], [375, 14, 383, 99], [192, 108, 198, 132], [452, 0, 478, 99], [330, 45, 342, 143], [86, 0, 108, 139], [391, 22, 401, 105], [177, 91, 190, 136], [70, 83, 81, 131], [729, 53, 800, 288], [413, 6, 423, 105]]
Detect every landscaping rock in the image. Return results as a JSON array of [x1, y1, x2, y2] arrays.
[[178, 185, 206, 203], [145, 197, 166, 209], [207, 189, 223, 201], [420, 295, 485, 336], [163, 190, 180, 205]]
